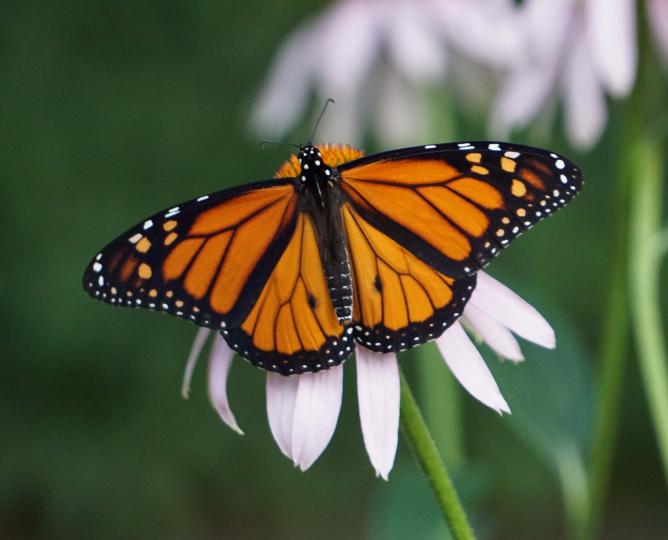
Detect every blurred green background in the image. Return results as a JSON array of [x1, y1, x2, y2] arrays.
[[2, 1, 667, 539]]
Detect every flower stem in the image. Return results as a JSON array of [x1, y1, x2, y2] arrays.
[[399, 368, 476, 540], [583, 141, 630, 539], [628, 139, 668, 483], [417, 343, 464, 470]]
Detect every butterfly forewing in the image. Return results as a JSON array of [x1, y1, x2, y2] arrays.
[[83, 179, 299, 330], [338, 141, 583, 276]]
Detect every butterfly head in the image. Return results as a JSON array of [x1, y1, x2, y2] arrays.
[[298, 144, 334, 182], [297, 144, 335, 206]]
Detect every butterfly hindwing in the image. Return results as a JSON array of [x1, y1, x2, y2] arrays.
[[338, 141, 583, 277], [225, 212, 351, 374], [342, 203, 476, 353], [83, 179, 299, 330]]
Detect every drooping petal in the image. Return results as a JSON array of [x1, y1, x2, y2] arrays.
[[562, 23, 607, 149], [471, 272, 556, 349], [291, 365, 344, 471], [372, 68, 427, 148], [313, 0, 379, 142], [648, 0, 668, 65], [314, 89, 365, 143], [250, 21, 321, 137], [387, 0, 447, 82], [436, 322, 510, 414], [489, 61, 558, 137], [462, 303, 524, 362], [356, 348, 400, 480], [181, 327, 211, 399], [521, 0, 575, 64], [586, 0, 637, 97], [434, 0, 524, 69], [266, 372, 299, 460], [317, 0, 378, 95], [207, 334, 243, 434]]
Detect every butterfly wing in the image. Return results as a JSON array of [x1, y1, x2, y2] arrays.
[[342, 202, 476, 353], [225, 212, 350, 374], [83, 179, 348, 374], [338, 141, 583, 277], [83, 179, 299, 327]]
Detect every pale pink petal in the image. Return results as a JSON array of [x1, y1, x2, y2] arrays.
[[648, 0, 668, 64], [586, 0, 637, 97], [291, 365, 344, 471], [207, 334, 243, 434], [471, 272, 556, 349], [372, 68, 427, 147], [317, 0, 379, 97], [387, 0, 447, 82], [462, 303, 524, 362], [436, 322, 510, 414], [562, 26, 607, 149], [266, 372, 299, 460], [250, 22, 321, 137], [312, 0, 379, 142], [487, 0, 568, 134], [356, 348, 400, 480], [181, 327, 211, 399], [489, 62, 557, 137], [314, 90, 365, 143], [521, 0, 575, 64], [434, 0, 524, 69]]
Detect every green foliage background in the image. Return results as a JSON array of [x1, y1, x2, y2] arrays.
[[1, 1, 666, 538]]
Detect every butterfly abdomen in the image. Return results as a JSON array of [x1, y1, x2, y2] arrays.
[[325, 257, 353, 322], [308, 178, 354, 324]]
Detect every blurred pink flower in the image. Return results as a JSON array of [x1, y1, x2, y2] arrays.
[[251, 0, 521, 146], [490, 0, 637, 149], [649, 0, 668, 65], [182, 272, 554, 479]]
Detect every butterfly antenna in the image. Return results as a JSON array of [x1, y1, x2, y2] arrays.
[[310, 98, 335, 142], [259, 139, 300, 150]]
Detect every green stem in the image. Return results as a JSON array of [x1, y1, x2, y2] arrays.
[[417, 343, 464, 470], [399, 368, 476, 540], [658, 227, 668, 256], [584, 153, 630, 539], [628, 140, 668, 483], [557, 444, 590, 539]]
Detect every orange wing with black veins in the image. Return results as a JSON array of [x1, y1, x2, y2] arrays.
[[83, 180, 299, 332], [342, 203, 476, 352], [339, 141, 583, 277], [225, 213, 352, 374]]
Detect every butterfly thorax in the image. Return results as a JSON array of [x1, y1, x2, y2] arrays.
[[297, 144, 336, 208]]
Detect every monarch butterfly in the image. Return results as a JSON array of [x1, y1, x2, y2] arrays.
[[83, 141, 582, 375]]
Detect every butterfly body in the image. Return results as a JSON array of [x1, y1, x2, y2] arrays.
[[84, 141, 582, 375], [295, 145, 354, 323]]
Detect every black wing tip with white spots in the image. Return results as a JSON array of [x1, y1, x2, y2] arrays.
[[83, 257, 232, 331], [405, 141, 583, 270], [82, 178, 298, 330], [82, 190, 227, 328], [470, 144, 583, 268]]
